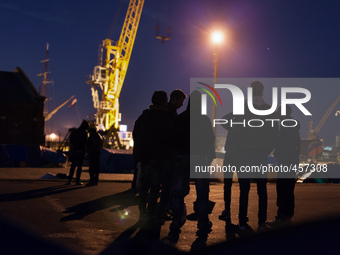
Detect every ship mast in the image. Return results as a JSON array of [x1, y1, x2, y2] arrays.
[[37, 42, 52, 115]]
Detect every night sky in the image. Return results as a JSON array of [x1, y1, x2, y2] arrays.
[[1, 0, 339, 145]]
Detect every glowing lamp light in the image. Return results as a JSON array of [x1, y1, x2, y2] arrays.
[[50, 133, 57, 141], [211, 31, 224, 44]]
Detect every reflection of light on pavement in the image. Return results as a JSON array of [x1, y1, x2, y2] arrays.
[[335, 110, 340, 116], [297, 171, 313, 183], [118, 209, 130, 222]]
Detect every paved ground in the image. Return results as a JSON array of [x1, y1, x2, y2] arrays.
[[0, 167, 134, 182], [0, 168, 340, 254]]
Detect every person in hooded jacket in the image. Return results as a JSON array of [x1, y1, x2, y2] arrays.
[[86, 127, 103, 186], [133, 91, 172, 222], [66, 120, 89, 185]]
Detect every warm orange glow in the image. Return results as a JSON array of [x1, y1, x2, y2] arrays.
[[211, 31, 224, 44], [50, 133, 57, 141]]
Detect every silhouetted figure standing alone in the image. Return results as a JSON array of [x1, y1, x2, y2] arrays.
[[87, 127, 103, 186], [66, 120, 89, 185]]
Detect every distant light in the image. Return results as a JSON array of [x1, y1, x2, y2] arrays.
[[120, 125, 127, 132], [211, 31, 224, 44], [324, 146, 333, 151], [50, 133, 57, 141]]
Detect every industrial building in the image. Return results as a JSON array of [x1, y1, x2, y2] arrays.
[[0, 67, 45, 145]]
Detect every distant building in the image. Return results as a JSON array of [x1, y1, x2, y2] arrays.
[[0, 67, 45, 145]]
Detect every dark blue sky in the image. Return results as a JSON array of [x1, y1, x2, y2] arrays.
[[1, 0, 339, 145]]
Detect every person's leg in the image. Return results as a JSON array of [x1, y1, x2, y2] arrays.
[[66, 162, 76, 184], [276, 178, 285, 219], [138, 162, 151, 220], [285, 178, 296, 219], [93, 155, 100, 185], [147, 160, 164, 219], [220, 158, 238, 223], [169, 154, 190, 238], [195, 178, 211, 230], [75, 161, 83, 185], [220, 177, 232, 223], [268, 177, 295, 227], [170, 169, 189, 232], [279, 178, 295, 220], [159, 157, 175, 217], [88, 156, 95, 184], [238, 178, 250, 226], [256, 178, 268, 225]]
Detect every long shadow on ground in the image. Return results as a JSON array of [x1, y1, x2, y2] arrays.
[[0, 184, 84, 202], [60, 189, 138, 221]]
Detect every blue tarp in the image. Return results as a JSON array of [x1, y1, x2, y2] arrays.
[[100, 148, 134, 173], [0, 144, 66, 167]]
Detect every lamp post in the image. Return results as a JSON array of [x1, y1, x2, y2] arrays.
[[211, 30, 224, 135]]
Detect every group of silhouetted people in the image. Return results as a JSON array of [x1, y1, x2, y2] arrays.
[[133, 81, 300, 244], [66, 120, 103, 186], [219, 81, 300, 233]]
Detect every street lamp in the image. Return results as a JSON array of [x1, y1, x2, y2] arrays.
[[211, 31, 224, 45], [211, 30, 224, 135], [50, 133, 57, 141]]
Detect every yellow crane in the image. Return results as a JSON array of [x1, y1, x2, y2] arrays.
[[88, 0, 145, 146]]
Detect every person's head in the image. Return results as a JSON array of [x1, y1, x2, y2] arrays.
[[79, 120, 89, 130], [250, 81, 264, 97], [151, 90, 168, 109], [169, 89, 187, 109]]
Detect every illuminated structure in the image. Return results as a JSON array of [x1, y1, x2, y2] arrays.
[[211, 30, 225, 135], [88, 0, 144, 134]]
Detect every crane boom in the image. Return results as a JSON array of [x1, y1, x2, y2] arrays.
[[88, 0, 145, 131]]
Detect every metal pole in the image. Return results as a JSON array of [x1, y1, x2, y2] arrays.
[[212, 46, 218, 135]]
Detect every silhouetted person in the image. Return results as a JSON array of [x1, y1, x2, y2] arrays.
[[236, 81, 278, 231], [86, 127, 103, 186], [219, 112, 238, 228], [133, 91, 171, 224], [66, 120, 89, 185], [159, 89, 187, 220], [166, 90, 215, 244], [167, 89, 187, 121], [269, 105, 300, 227]]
